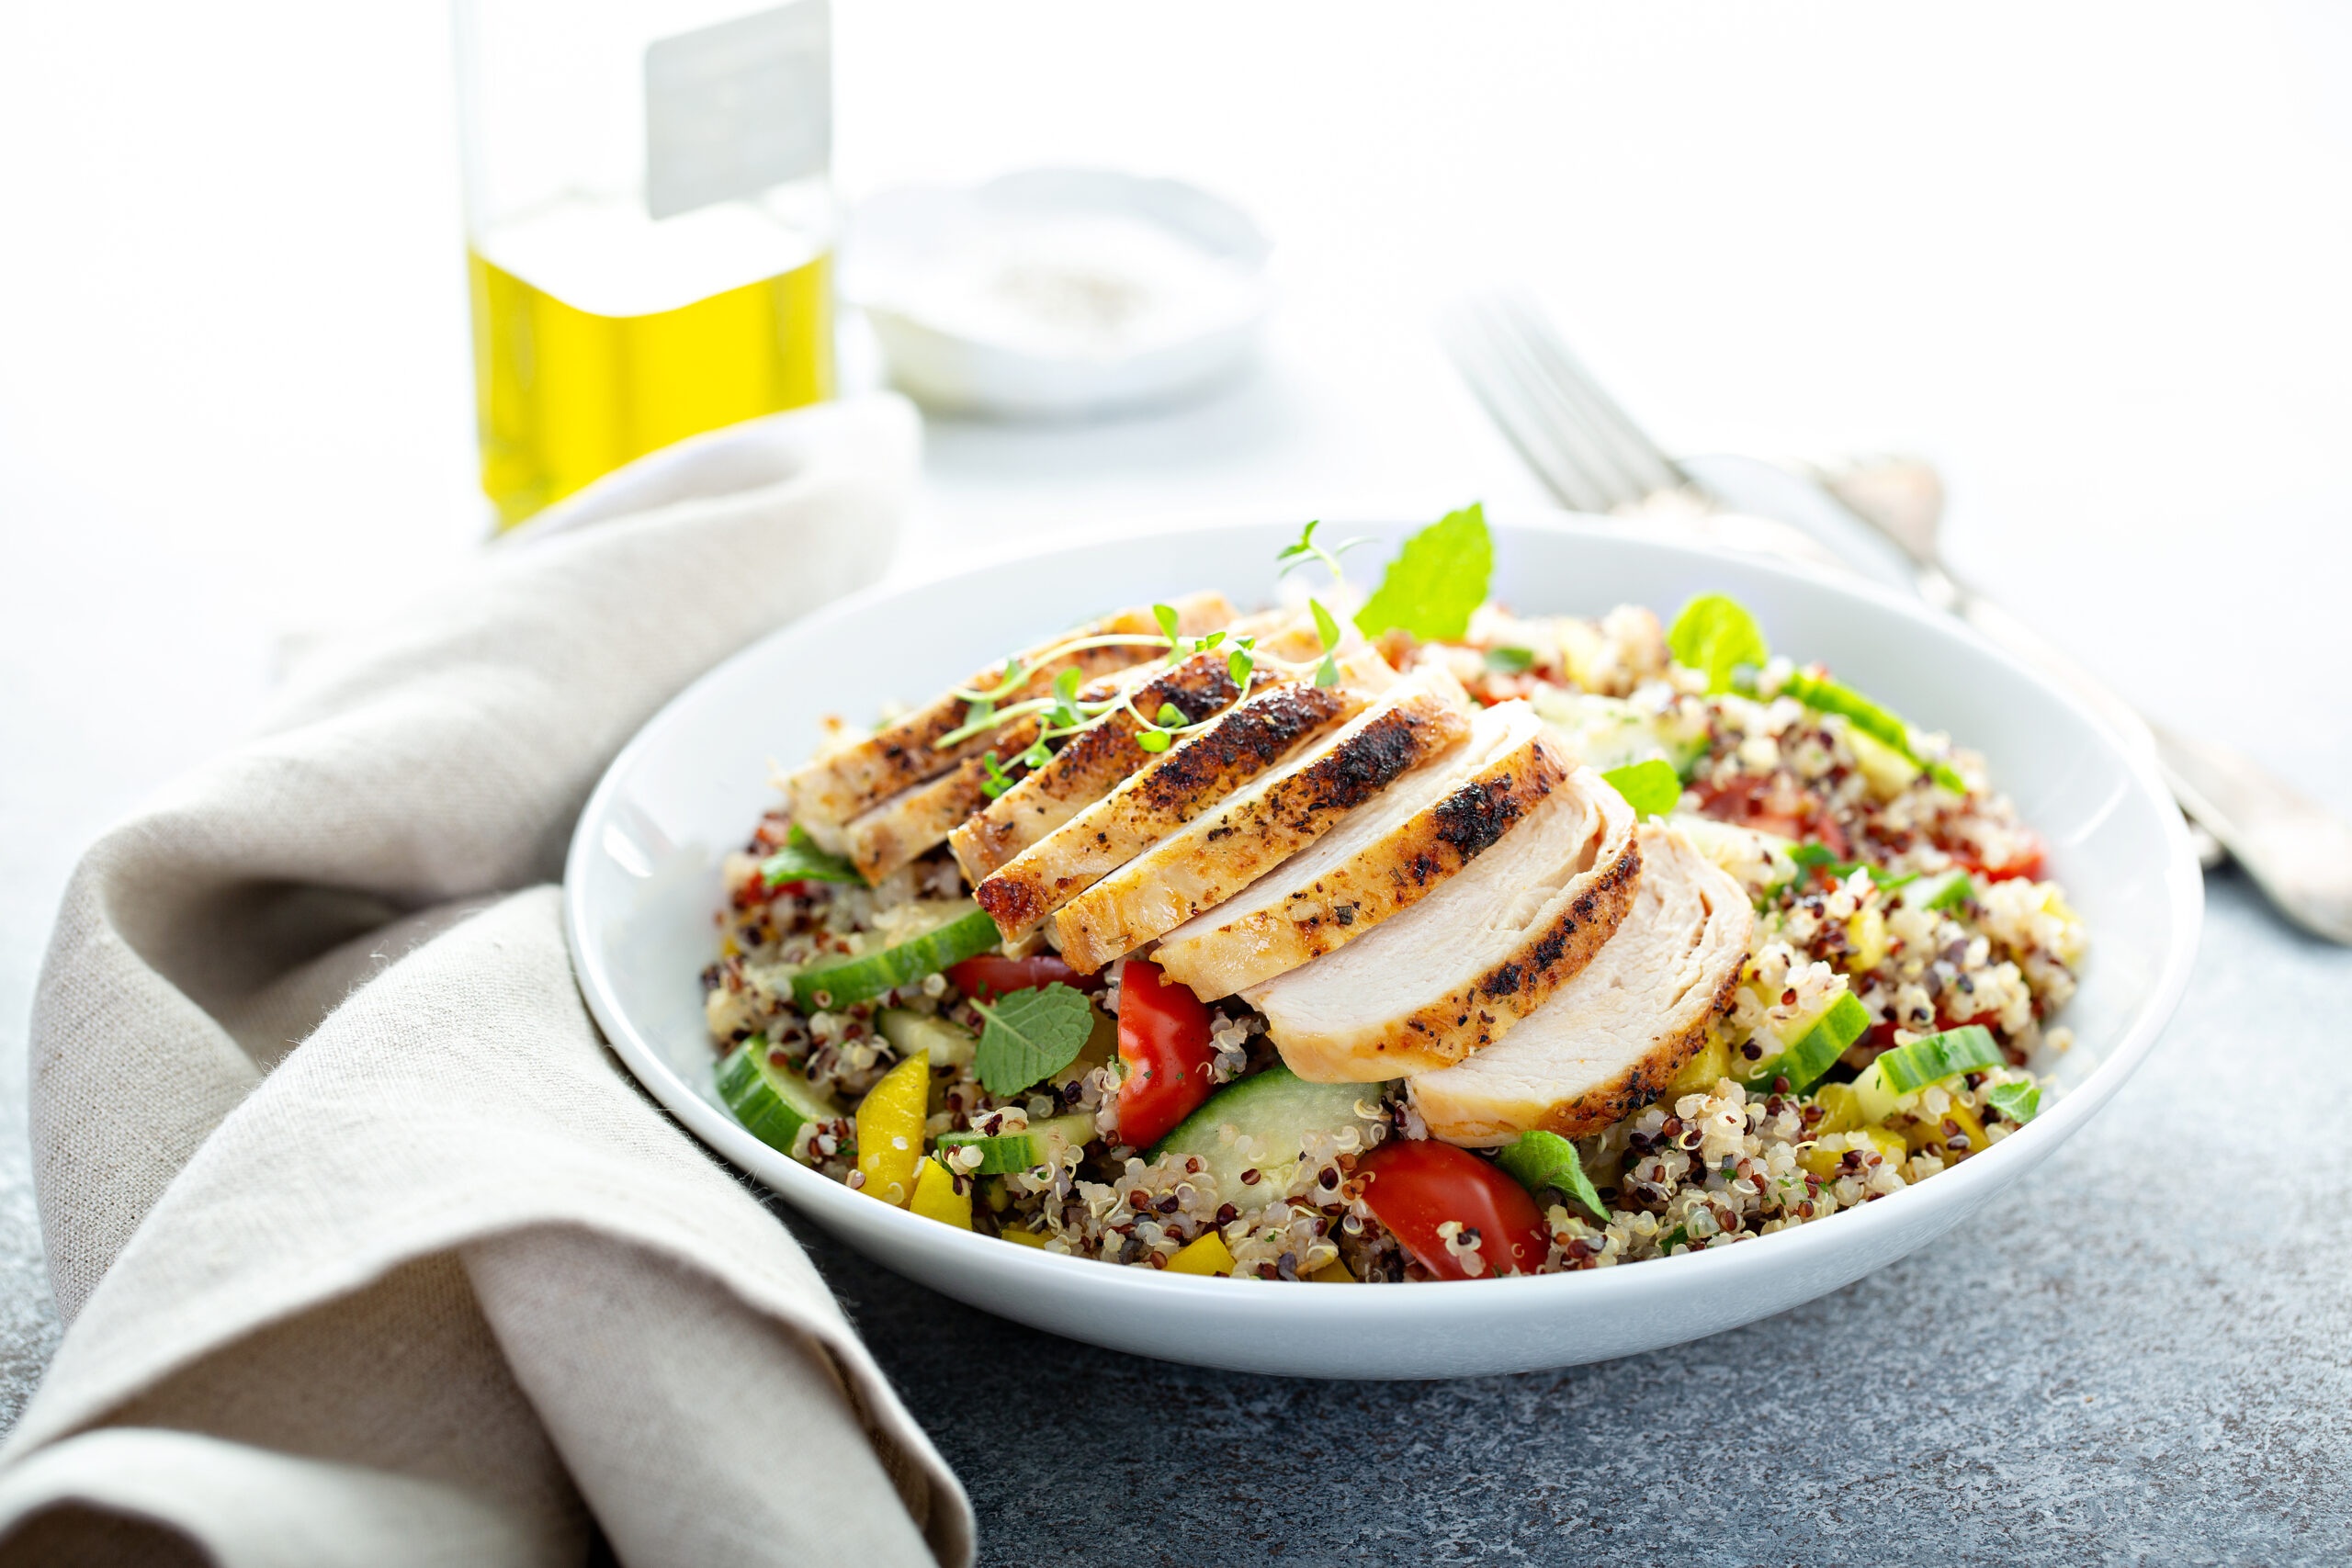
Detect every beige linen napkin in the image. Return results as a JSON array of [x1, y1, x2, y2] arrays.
[[1, 395, 975, 1568]]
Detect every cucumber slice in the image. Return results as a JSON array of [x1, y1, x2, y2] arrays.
[[879, 1010, 977, 1070], [936, 1111, 1095, 1176], [1740, 990, 1871, 1094], [792, 904, 1000, 1010], [1852, 1024, 2003, 1120], [717, 1038, 842, 1159], [1150, 1066, 1375, 1212], [1875, 1024, 2002, 1093]]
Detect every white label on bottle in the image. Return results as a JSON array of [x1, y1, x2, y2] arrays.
[[644, 1, 830, 222]]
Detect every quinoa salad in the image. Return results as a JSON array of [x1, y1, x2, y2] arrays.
[[702, 507, 2086, 1283]]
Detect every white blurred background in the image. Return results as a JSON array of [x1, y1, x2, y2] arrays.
[[5, 0, 2349, 981]]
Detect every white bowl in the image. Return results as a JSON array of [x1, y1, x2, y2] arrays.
[[841, 168, 1272, 420], [565, 514, 2202, 1379]]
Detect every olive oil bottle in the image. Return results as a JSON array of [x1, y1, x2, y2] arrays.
[[456, 1, 835, 527]]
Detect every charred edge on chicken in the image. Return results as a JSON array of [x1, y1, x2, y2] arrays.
[[1367, 829, 1645, 1064], [1125, 682, 1354, 818]]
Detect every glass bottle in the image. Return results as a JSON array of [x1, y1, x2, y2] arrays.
[[454, 0, 835, 528]]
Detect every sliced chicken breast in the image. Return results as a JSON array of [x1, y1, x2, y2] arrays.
[[1409, 824, 1753, 1145], [785, 592, 1233, 850], [1153, 701, 1566, 999], [948, 649, 1265, 886], [1051, 669, 1475, 974], [842, 716, 1042, 884], [973, 648, 1400, 942], [1250, 765, 1641, 1081]]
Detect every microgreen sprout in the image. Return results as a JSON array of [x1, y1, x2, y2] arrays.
[[1310, 598, 1343, 687], [1276, 519, 1374, 584], [978, 750, 1014, 800]]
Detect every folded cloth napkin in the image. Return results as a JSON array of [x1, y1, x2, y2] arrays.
[[1, 395, 975, 1568]]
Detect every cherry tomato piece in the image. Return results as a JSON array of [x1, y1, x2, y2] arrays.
[[1690, 773, 1849, 859], [1115, 960, 1218, 1149], [945, 953, 1101, 1002], [1355, 1140, 1550, 1280], [1956, 837, 2045, 884]]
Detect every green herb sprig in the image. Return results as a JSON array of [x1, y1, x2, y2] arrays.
[[760, 825, 865, 888], [971, 982, 1097, 1096], [1496, 1130, 1611, 1222]]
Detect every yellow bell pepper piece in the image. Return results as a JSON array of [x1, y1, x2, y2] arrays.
[[1901, 1100, 1988, 1157], [997, 1224, 1051, 1248], [908, 1156, 972, 1230], [1796, 1125, 1909, 1180], [1165, 1231, 1236, 1276], [1812, 1082, 1866, 1137], [1668, 1032, 1731, 1099], [1308, 1258, 1356, 1283], [1845, 905, 1888, 973], [1859, 1125, 1907, 1166], [854, 1050, 930, 1206]]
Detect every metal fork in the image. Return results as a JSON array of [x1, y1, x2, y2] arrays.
[[1440, 289, 2352, 944]]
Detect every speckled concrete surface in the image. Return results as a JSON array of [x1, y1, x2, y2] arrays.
[[777, 868, 2351, 1568]]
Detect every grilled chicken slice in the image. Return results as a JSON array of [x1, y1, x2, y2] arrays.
[[841, 716, 1041, 883], [1410, 824, 1752, 1145], [973, 647, 1400, 942], [1153, 701, 1566, 999], [785, 592, 1234, 851], [1250, 764, 1641, 1081], [1050, 668, 1474, 973], [949, 649, 1265, 886]]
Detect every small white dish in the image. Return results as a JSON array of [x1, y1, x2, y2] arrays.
[[841, 168, 1272, 420], [565, 513, 2201, 1380]]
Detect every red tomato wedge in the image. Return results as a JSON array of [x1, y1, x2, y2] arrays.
[[1955, 836, 2046, 884], [1356, 1140, 1550, 1280], [945, 953, 1102, 1002], [1115, 959, 1217, 1149]]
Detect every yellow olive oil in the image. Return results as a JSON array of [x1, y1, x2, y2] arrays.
[[469, 233, 832, 528]]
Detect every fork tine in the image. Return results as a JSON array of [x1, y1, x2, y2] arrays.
[[1464, 297, 1659, 511], [1489, 291, 1688, 501], [1438, 301, 1618, 513]]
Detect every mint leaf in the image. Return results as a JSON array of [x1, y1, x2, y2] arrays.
[[972, 983, 1096, 1096], [1495, 1130, 1611, 1222], [1483, 645, 1534, 673], [1924, 870, 1975, 912], [1985, 1079, 2041, 1124], [1667, 593, 1770, 694], [761, 824, 865, 887], [1600, 759, 1681, 819], [1354, 503, 1493, 641]]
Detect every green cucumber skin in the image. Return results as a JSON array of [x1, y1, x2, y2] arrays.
[[1150, 1066, 1374, 1208], [937, 1112, 1093, 1176], [718, 1040, 840, 1158], [1741, 990, 1871, 1095], [791, 907, 1000, 1011], [1878, 1024, 2002, 1094]]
